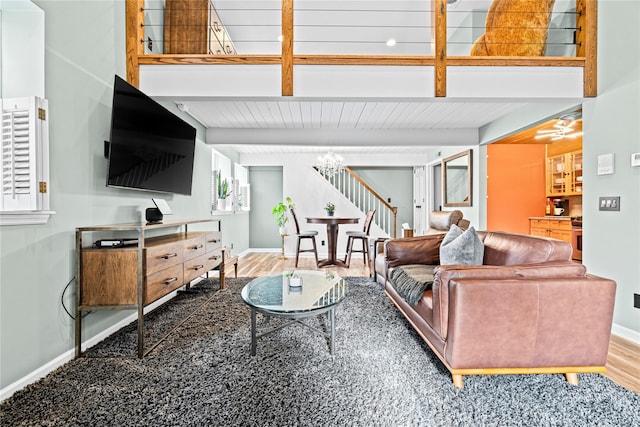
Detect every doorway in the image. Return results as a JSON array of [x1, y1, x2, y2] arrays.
[[413, 166, 426, 235], [249, 166, 283, 248]]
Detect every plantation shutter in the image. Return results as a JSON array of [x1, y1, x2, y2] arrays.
[[211, 169, 218, 210], [1, 97, 51, 222]]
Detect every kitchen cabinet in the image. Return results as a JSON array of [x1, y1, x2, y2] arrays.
[[530, 217, 572, 243], [546, 150, 583, 197], [165, 0, 236, 54]]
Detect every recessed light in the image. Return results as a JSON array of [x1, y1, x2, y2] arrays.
[[386, 39, 396, 47]]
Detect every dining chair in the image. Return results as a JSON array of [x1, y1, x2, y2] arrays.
[[344, 209, 376, 267], [289, 208, 319, 268]]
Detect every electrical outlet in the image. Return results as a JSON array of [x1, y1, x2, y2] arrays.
[[321, 240, 325, 246], [634, 293, 640, 309], [599, 196, 621, 211]]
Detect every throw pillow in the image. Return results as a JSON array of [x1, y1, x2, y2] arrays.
[[439, 225, 484, 266]]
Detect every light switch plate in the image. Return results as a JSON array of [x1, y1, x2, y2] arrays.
[[597, 153, 615, 175], [632, 153, 640, 167], [599, 196, 620, 211]]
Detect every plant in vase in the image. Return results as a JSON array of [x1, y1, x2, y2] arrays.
[[272, 197, 295, 235], [324, 202, 336, 216], [217, 171, 232, 210]]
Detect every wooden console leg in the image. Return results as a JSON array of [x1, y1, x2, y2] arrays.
[[452, 374, 464, 389], [565, 373, 579, 385]]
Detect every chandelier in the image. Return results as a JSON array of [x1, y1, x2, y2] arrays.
[[317, 151, 344, 177]]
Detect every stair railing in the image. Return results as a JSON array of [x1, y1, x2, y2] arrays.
[[316, 166, 397, 238]]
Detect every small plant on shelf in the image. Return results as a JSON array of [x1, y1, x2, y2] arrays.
[[324, 202, 336, 216], [217, 171, 231, 200]]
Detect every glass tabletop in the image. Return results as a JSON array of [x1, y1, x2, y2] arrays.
[[241, 270, 348, 314]]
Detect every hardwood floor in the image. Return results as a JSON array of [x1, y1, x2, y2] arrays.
[[233, 251, 640, 394], [604, 334, 640, 394]]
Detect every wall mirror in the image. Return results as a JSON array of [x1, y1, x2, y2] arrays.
[[442, 149, 472, 207]]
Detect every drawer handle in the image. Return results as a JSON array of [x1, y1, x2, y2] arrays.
[[192, 264, 204, 271], [190, 244, 204, 250], [209, 255, 221, 260], [163, 277, 179, 286], [208, 239, 220, 243], [162, 253, 178, 260]]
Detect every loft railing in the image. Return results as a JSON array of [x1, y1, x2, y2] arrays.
[[315, 166, 397, 238], [126, 0, 597, 96]]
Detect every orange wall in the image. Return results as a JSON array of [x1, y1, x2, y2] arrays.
[[487, 144, 547, 234]]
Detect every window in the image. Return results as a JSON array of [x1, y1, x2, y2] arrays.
[[0, 96, 54, 225]]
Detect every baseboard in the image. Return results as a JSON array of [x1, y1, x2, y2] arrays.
[[612, 322, 640, 345], [0, 277, 207, 402]]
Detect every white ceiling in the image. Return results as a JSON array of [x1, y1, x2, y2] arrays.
[[156, 0, 576, 154], [177, 98, 531, 153], [180, 99, 525, 130]]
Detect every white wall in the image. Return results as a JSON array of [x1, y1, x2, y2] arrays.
[[581, 1, 640, 342], [240, 150, 429, 257], [425, 146, 481, 230], [0, 0, 45, 98]]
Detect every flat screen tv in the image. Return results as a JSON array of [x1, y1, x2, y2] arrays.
[[106, 75, 196, 196]]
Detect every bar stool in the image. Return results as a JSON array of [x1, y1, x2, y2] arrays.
[[290, 208, 319, 268], [344, 209, 375, 267]]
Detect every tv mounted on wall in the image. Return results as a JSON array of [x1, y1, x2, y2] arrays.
[[106, 75, 196, 196]]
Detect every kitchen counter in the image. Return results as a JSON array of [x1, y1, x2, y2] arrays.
[[529, 216, 572, 220]]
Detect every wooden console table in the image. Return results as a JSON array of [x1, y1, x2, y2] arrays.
[[75, 219, 221, 358]]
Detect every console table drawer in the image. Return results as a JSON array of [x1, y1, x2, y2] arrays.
[[146, 242, 184, 275], [183, 235, 206, 261], [205, 248, 223, 270], [184, 253, 208, 283], [205, 231, 222, 252], [145, 264, 184, 305]]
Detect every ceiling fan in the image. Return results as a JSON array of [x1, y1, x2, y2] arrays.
[[535, 112, 583, 141]]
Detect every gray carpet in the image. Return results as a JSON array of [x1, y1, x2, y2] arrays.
[[1, 277, 639, 426]]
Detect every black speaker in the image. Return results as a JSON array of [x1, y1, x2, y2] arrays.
[[145, 207, 163, 224]]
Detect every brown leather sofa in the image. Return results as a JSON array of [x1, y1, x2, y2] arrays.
[[374, 210, 469, 285], [381, 231, 616, 388]]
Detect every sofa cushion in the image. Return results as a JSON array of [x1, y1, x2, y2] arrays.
[[389, 264, 436, 305], [440, 225, 484, 266], [385, 234, 444, 268], [481, 231, 572, 265]]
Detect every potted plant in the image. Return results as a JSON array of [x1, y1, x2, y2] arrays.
[[272, 197, 294, 235], [217, 171, 231, 210], [324, 202, 336, 216]]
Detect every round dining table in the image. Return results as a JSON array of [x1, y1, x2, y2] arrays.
[[306, 216, 360, 267]]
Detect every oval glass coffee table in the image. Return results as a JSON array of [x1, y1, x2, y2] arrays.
[[241, 270, 348, 356]]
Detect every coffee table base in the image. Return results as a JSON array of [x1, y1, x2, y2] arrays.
[[249, 306, 336, 356]]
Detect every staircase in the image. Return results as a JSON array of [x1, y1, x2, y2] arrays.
[[315, 166, 397, 238]]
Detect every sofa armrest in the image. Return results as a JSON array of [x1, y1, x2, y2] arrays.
[[431, 261, 588, 340], [444, 275, 616, 369], [385, 234, 445, 268]]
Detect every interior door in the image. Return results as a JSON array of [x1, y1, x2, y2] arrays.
[[432, 163, 442, 211], [413, 166, 426, 235]]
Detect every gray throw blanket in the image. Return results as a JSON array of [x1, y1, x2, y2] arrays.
[[389, 264, 436, 305]]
